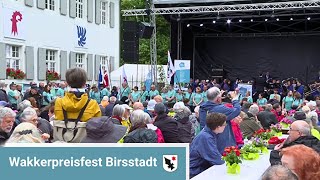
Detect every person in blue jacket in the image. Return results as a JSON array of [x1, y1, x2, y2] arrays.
[[199, 87, 241, 154], [190, 113, 227, 178]]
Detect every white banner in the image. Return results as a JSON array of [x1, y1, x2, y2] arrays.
[[3, 7, 25, 40]]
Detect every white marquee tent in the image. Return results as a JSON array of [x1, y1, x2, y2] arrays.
[[109, 64, 168, 88]]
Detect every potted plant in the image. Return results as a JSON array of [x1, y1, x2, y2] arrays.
[[6, 68, 25, 79], [240, 144, 260, 160], [222, 146, 242, 174], [46, 70, 60, 81], [270, 123, 283, 137], [15, 69, 26, 80], [251, 137, 269, 153], [6, 68, 15, 79]]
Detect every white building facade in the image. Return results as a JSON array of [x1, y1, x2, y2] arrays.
[[0, 0, 120, 89]]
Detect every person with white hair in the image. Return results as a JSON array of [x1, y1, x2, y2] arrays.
[[0, 107, 16, 145], [123, 110, 158, 143], [306, 101, 319, 126], [240, 104, 263, 138], [20, 107, 52, 142], [174, 106, 193, 143], [105, 96, 117, 117], [99, 96, 109, 116], [110, 104, 130, 127], [6, 122, 44, 143], [199, 87, 241, 154]]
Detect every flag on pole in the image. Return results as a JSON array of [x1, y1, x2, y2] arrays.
[[145, 69, 152, 91], [103, 62, 110, 87], [122, 66, 128, 83], [98, 64, 103, 89], [167, 50, 176, 83]]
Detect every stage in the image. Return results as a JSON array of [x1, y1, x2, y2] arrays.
[[162, 0, 320, 83]]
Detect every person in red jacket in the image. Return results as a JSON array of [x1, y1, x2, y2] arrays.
[[224, 103, 244, 147], [231, 114, 244, 147]]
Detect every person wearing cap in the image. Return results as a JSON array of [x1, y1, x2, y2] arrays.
[[81, 116, 127, 143], [122, 104, 132, 128], [269, 120, 320, 165], [146, 99, 156, 118], [20, 107, 52, 142], [23, 84, 42, 108], [153, 103, 179, 143], [0, 107, 16, 145], [54, 68, 101, 122], [6, 122, 45, 143], [7, 83, 19, 110]]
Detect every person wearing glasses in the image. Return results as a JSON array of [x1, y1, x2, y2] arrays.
[[19, 107, 52, 142], [189, 113, 228, 178], [269, 120, 320, 165]]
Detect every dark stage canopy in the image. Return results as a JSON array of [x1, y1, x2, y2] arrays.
[[165, 1, 320, 83]]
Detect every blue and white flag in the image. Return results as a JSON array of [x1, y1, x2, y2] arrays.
[[167, 51, 175, 83], [145, 69, 152, 91], [98, 64, 103, 89], [122, 66, 128, 83]]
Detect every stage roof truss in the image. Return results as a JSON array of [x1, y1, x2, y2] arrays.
[[122, 1, 320, 16]]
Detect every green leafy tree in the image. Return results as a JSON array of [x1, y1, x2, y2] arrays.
[[121, 0, 170, 65]]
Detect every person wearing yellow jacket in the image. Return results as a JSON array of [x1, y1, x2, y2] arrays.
[[54, 68, 101, 122]]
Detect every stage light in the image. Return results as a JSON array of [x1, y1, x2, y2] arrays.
[[276, 18, 279, 21], [265, 18, 268, 22], [290, 18, 293, 21], [227, 19, 231, 24], [250, 19, 253, 22], [307, 17, 311, 20], [239, 19, 242, 23], [187, 24, 190, 27], [200, 23, 203, 27], [213, 20, 216, 24]]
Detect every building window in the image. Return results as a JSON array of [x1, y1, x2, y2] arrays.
[[76, 0, 84, 18], [101, 1, 107, 25], [45, 0, 55, 10], [76, 53, 85, 69], [46, 50, 56, 72], [6, 45, 21, 70], [100, 56, 108, 71]]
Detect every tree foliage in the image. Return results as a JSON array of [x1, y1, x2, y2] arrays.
[[121, 0, 170, 65]]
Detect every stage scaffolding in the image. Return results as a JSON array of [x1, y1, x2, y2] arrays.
[[122, 0, 320, 84]]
